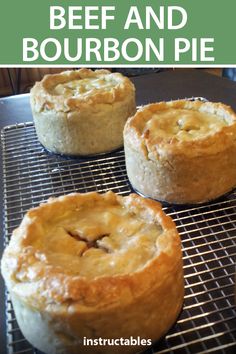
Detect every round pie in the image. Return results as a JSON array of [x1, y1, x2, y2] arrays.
[[124, 100, 236, 204], [1, 191, 184, 354], [30, 69, 136, 156]]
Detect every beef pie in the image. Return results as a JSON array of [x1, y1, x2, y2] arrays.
[[30, 69, 136, 156], [1, 191, 184, 354], [124, 100, 236, 204]]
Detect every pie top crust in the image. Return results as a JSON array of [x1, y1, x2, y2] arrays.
[[124, 100, 236, 157], [31, 69, 135, 113], [1, 191, 181, 310]]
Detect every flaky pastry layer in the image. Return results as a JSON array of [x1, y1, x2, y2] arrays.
[[31, 69, 135, 113]]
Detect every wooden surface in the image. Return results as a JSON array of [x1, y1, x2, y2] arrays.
[[0, 68, 223, 97]]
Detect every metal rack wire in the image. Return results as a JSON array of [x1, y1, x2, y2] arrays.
[[1, 123, 236, 354]]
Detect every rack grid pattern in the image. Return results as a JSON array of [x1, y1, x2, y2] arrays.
[[1, 123, 236, 354]]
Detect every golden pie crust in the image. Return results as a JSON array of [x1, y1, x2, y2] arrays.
[[124, 100, 236, 204], [1, 191, 184, 354], [30, 69, 136, 156]]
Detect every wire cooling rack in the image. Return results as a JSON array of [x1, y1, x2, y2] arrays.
[[1, 123, 236, 354]]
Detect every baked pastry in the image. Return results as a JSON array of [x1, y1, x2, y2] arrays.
[[1, 191, 183, 354], [124, 100, 236, 204], [30, 69, 136, 156]]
